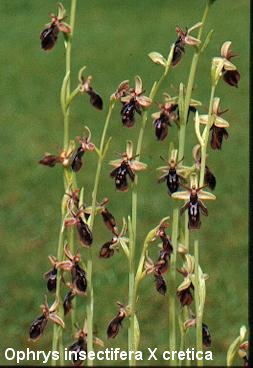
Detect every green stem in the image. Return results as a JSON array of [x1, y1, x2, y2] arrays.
[[178, 1, 210, 162], [135, 63, 171, 160], [183, 2, 210, 125], [63, 0, 77, 150], [86, 251, 93, 366], [51, 1, 78, 364], [52, 211, 65, 366], [86, 100, 115, 366], [128, 255, 136, 364], [193, 80, 216, 368], [194, 239, 203, 366], [168, 208, 179, 366], [184, 212, 189, 251], [199, 85, 216, 187], [184, 307, 191, 367], [128, 65, 173, 365], [89, 100, 115, 229], [128, 193, 136, 364], [179, 308, 189, 367], [173, 4, 211, 364], [66, 86, 80, 110], [178, 1, 210, 254]]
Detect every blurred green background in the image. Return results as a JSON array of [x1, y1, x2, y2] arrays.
[[0, 0, 249, 366]]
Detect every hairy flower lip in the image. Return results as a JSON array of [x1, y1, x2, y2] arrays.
[[107, 302, 127, 339], [40, 3, 71, 51], [29, 296, 65, 341]]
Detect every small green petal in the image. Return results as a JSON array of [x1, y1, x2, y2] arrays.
[[148, 52, 166, 66], [177, 277, 192, 292], [171, 191, 189, 200], [214, 116, 230, 128]]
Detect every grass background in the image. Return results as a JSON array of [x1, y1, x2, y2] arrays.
[[0, 0, 249, 366]]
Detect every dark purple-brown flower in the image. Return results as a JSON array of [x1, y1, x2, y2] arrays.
[[63, 290, 76, 315], [29, 297, 64, 341], [221, 41, 240, 87], [171, 23, 201, 66], [107, 302, 127, 339], [44, 256, 58, 293], [116, 76, 152, 128], [39, 146, 73, 168], [223, 69, 240, 87], [177, 285, 194, 306], [68, 330, 87, 366], [99, 240, 116, 258], [79, 74, 103, 110], [158, 156, 186, 195], [109, 141, 147, 192], [210, 125, 229, 150], [154, 274, 167, 295], [71, 127, 95, 173], [65, 207, 93, 247], [199, 97, 230, 151], [172, 185, 215, 230], [151, 96, 178, 140], [40, 4, 71, 51], [39, 154, 61, 167], [202, 323, 211, 347], [176, 254, 195, 307], [56, 244, 87, 294]]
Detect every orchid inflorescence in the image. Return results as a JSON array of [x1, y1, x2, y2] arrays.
[[30, 1, 245, 365]]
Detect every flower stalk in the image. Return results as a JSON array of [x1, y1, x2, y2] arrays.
[[128, 46, 175, 366], [51, 0, 78, 364], [194, 239, 203, 366], [178, 1, 212, 162], [63, 0, 77, 151], [199, 85, 216, 186], [51, 210, 65, 366], [192, 72, 216, 365], [168, 208, 179, 365], [170, 3, 213, 363], [85, 98, 115, 366]]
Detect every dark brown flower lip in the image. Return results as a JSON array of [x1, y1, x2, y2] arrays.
[[29, 297, 64, 341], [40, 3, 71, 51], [78, 73, 103, 110], [39, 154, 62, 167], [64, 205, 93, 247], [107, 303, 127, 339]]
